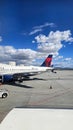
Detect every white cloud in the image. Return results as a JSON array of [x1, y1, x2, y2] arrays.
[[0, 45, 48, 65], [54, 55, 63, 60], [32, 40, 35, 43], [29, 22, 55, 35], [68, 42, 72, 45], [53, 56, 73, 68], [64, 57, 72, 61], [0, 46, 37, 65], [33, 22, 55, 29], [29, 28, 42, 35], [55, 59, 73, 68], [34, 30, 73, 57]]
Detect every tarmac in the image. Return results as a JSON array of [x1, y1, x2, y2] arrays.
[[0, 70, 73, 122]]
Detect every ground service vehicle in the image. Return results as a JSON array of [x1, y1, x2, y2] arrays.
[[0, 89, 9, 98]]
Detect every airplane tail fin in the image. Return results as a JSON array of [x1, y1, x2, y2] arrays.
[[41, 55, 53, 67]]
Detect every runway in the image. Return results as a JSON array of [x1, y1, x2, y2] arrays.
[[0, 70, 73, 122]]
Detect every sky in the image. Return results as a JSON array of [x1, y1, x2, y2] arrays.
[[0, 0, 73, 67]]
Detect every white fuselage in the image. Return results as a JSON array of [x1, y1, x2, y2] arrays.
[[0, 63, 52, 75]]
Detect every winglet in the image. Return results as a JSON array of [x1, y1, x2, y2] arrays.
[[41, 55, 53, 67]]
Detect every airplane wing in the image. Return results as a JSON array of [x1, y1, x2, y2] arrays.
[[0, 108, 73, 130]]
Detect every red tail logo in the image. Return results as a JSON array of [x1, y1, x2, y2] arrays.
[[41, 55, 53, 67], [45, 57, 52, 67]]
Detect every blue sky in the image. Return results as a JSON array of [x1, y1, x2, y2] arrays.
[[0, 0, 73, 67]]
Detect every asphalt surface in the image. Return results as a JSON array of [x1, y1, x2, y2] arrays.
[[0, 70, 73, 122]]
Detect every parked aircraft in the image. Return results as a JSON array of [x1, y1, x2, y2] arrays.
[[0, 55, 53, 83]]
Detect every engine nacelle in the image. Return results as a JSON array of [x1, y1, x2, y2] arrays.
[[0, 75, 13, 83], [0, 74, 29, 83]]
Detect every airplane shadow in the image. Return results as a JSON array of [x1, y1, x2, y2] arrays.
[[4, 82, 33, 89], [24, 77, 47, 81], [3, 77, 47, 89]]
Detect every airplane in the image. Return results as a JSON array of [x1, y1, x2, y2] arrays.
[[0, 55, 53, 83]]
